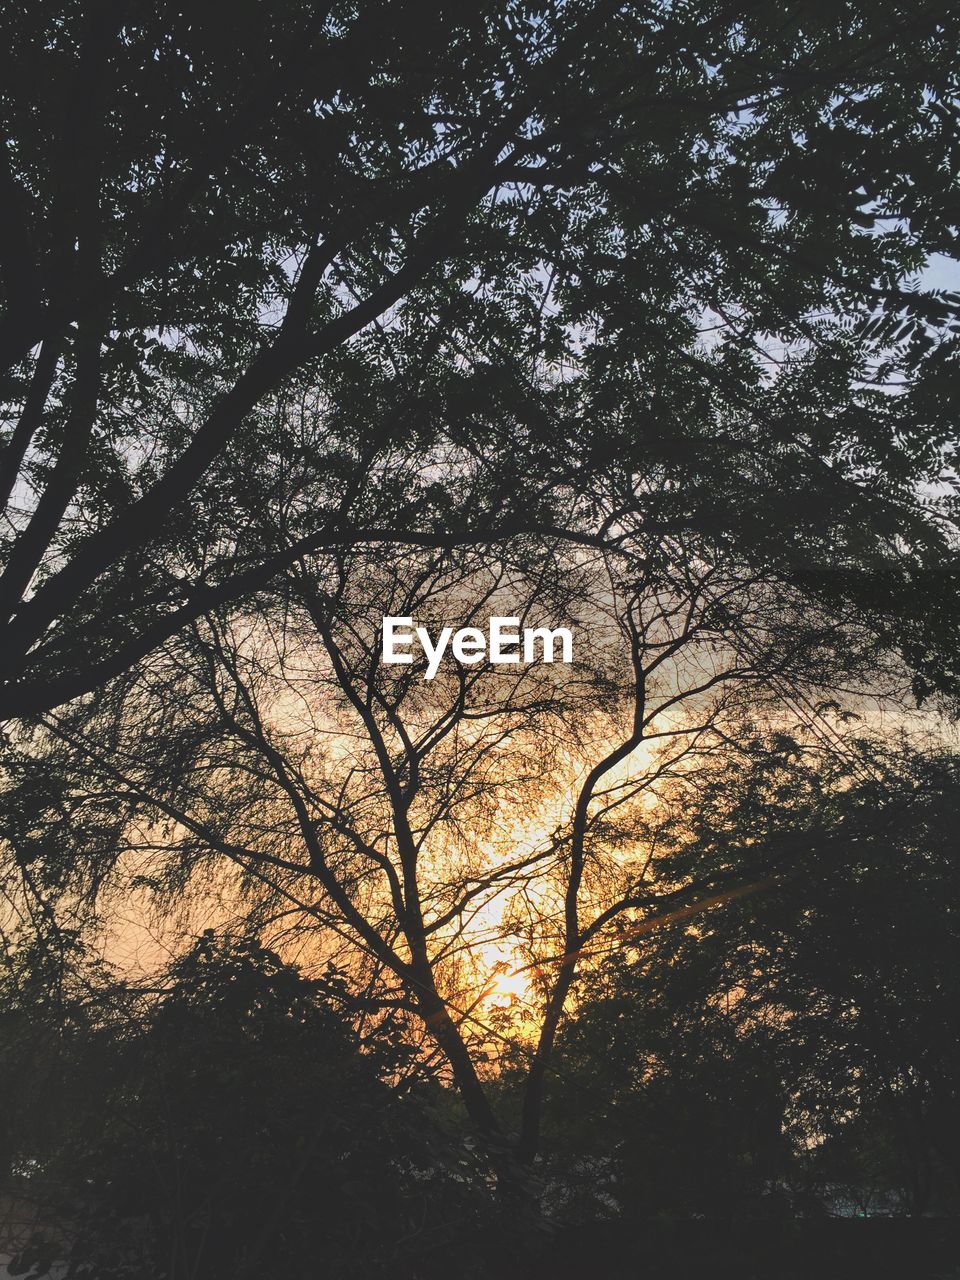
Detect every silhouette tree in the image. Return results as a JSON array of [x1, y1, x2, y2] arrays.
[[1, 1, 959, 720], [0, 932, 484, 1278], [3, 520, 927, 1193], [3, 3, 960, 1257], [549, 737, 960, 1219]]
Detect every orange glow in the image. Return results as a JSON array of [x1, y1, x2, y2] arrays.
[[478, 947, 532, 1009]]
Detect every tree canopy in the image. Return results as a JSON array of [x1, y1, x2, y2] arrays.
[[2, 3, 960, 1273], [550, 740, 960, 1219], [1, 0, 958, 719]]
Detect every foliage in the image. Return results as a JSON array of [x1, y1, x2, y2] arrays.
[[1, 3, 960, 1261], [0, 933, 488, 1279], [548, 739, 960, 1218], [0, 2, 958, 718]]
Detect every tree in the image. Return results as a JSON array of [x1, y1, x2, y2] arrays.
[[549, 736, 960, 1219], [1, 1, 959, 722], [4, 509, 927, 1196], [4, 5, 960, 1257], [0, 931, 488, 1279]]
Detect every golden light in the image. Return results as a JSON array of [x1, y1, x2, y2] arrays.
[[479, 947, 533, 1009]]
